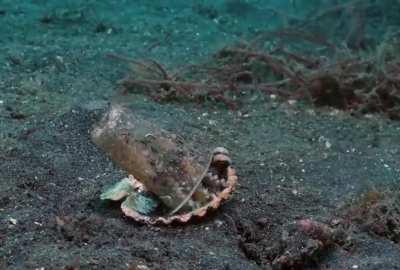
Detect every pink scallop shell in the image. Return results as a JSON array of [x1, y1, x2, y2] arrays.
[[121, 167, 238, 225]]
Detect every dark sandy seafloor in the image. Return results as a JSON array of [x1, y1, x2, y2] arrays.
[[1, 1, 400, 269]]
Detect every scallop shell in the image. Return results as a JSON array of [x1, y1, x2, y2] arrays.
[[93, 105, 237, 224]]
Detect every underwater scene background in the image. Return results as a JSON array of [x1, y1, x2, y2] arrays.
[[1, 0, 400, 269]]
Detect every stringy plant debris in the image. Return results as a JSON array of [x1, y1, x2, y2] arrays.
[[94, 105, 237, 225], [252, 189, 400, 268], [236, 217, 349, 269], [108, 1, 400, 120], [339, 190, 400, 243]]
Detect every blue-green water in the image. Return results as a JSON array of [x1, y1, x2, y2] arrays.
[[1, 1, 400, 269]]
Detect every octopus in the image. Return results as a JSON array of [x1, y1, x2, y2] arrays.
[[92, 105, 237, 225]]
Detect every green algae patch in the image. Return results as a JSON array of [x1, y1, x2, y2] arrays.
[[100, 177, 136, 201], [101, 176, 160, 216]]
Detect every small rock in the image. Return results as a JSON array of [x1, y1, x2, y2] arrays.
[[8, 217, 17, 225], [136, 264, 150, 270], [256, 218, 269, 227], [215, 219, 224, 227]]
